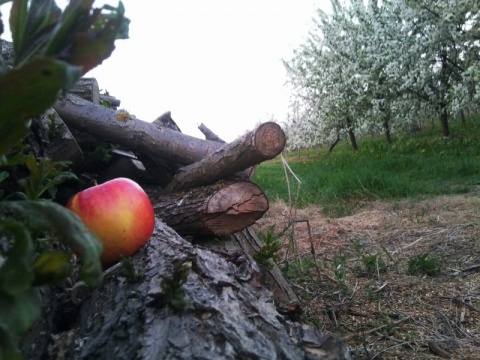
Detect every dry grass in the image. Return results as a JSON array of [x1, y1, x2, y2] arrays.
[[254, 194, 480, 359]]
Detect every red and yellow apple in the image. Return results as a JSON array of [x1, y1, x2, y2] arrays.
[[67, 177, 155, 267]]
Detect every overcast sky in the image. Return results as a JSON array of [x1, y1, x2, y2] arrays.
[[1, 1, 325, 142]]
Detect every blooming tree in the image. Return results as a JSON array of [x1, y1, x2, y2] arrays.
[[284, 0, 480, 150]]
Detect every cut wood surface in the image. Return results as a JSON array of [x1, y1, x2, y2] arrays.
[[168, 122, 285, 191], [150, 181, 269, 236], [69, 77, 100, 104]]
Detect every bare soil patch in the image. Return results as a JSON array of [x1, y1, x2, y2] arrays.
[[254, 194, 480, 359]]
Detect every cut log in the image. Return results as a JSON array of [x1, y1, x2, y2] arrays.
[[152, 111, 182, 132], [168, 122, 285, 191], [53, 94, 222, 166], [20, 219, 352, 360], [198, 122, 226, 143], [53, 94, 283, 188], [27, 108, 83, 163], [149, 181, 269, 236], [69, 78, 100, 104]]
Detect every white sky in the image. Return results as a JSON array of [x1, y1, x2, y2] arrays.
[[1, 1, 326, 142]]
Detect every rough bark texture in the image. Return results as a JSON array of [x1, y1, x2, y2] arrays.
[[168, 122, 285, 191], [439, 107, 450, 138], [152, 111, 182, 133], [345, 117, 358, 152], [53, 94, 222, 166], [20, 220, 351, 360], [69, 78, 101, 104], [198, 123, 226, 143], [27, 108, 83, 163], [150, 181, 269, 236]]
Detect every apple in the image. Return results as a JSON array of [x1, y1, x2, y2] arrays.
[[67, 177, 155, 267]]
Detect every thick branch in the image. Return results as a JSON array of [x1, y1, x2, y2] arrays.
[[150, 181, 268, 236], [53, 94, 221, 166], [198, 123, 226, 143], [69, 78, 100, 104], [169, 122, 285, 191], [20, 220, 351, 360]]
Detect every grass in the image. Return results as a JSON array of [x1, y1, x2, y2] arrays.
[[253, 118, 480, 216], [253, 117, 480, 359]]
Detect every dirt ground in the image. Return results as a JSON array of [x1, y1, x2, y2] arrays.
[[254, 194, 480, 359]]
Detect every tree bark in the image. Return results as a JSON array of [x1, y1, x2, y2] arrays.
[[198, 123, 226, 143], [53, 94, 222, 166], [152, 111, 182, 133], [328, 136, 341, 154], [20, 219, 351, 360], [383, 117, 392, 145], [168, 122, 285, 191], [149, 181, 269, 236], [439, 106, 450, 138], [53, 95, 279, 188], [27, 108, 83, 163], [346, 117, 358, 151], [69, 78, 100, 104], [459, 109, 466, 126]]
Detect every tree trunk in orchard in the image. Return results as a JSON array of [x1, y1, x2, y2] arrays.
[[383, 117, 392, 145], [439, 106, 450, 138], [328, 136, 341, 154], [346, 117, 358, 151], [149, 181, 269, 236], [168, 122, 285, 191], [459, 109, 466, 125], [20, 220, 351, 360]]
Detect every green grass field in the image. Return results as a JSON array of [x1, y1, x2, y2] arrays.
[[253, 118, 480, 216]]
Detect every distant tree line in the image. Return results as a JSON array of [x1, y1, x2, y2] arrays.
[[283, 0, 480, 151]]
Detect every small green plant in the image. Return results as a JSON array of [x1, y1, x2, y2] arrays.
[[351, 238, 365, 256], [47, 113, 61, 138], [361, 253, 387, 274], [253, 226, 283, 269], [407, 253, 441, 276], [332, 254, 348, 284], [118, 256, 139, 283], [15, 153, 75, 200], [364, 285, 380, 301], [94, 145, 114, 164], [161, 261, 193, 312]]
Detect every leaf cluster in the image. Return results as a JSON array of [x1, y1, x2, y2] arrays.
[[0, 0, 130, 157], [407, 253, 441, 276], [160, 261, 193, 312], [253, 226, 282, 269], [0, 1, 130, 358]]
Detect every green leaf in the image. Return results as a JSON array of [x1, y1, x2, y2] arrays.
[[10, 0, 29, 63], [33, 251, 73, 286], [16, 154, 76, 200], [0, 219, 35, 295], [12, 0, 62, 65], [0, 200, 103, 286], [0, 288, 40, 341], [0, 57, 82, 156], [55, 2, 129, 73]]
